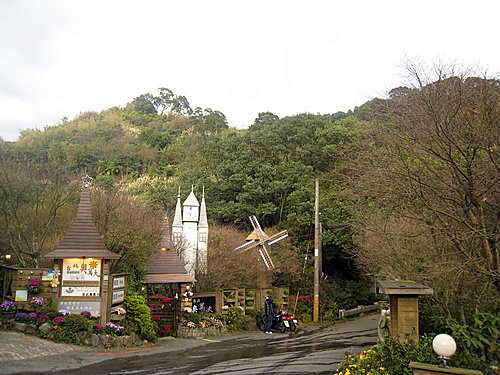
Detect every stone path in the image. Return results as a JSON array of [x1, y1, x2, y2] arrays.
[[0, 331, 86, 361]]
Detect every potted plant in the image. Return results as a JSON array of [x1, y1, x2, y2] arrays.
[[27, 279, 43, 294], [1, 300, 17, 319]]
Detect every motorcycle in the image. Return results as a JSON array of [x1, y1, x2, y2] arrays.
[[279, 309, 298, 332], [284, 312, 299, 332], [257, 313, 287, 333]]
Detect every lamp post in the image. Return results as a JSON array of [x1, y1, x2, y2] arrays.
[[433, 334, 456, 368]]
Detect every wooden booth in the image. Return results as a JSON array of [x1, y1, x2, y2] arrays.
[[144, 217, 196, 335], [44, 185, 121, 324], [376, 280, 433, 342]]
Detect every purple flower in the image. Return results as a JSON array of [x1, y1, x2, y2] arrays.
[[29, 312, 38, 318], [1, 300, 16, 311]]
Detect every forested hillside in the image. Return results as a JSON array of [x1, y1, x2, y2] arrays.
[[1, 65, 498, 326]]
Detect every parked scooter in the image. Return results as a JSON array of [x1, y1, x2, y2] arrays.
[[257, 313, 287, 333], [278, 309, 299, 332]]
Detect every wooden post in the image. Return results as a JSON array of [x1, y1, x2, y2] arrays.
[[313, 178, 320, 323]]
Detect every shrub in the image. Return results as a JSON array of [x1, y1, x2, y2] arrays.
[[56, 313, 92, 344], [37, 305, 60, 320], [124, 295, 157, 342], [335, 335, 495, 375]]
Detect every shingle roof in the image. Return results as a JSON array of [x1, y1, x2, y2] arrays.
[[44, 188, 120, 259], [145, 217, 196, 284]]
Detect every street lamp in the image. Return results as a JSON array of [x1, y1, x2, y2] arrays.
[[433, 334, 456, 368]]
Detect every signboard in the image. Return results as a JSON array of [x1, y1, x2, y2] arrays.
[[61, 286, 100, 297], [112, 290, 125, 305], [58, 300, 101, 315], [62, 258, 101, 281], [61, 258, 101, 297], [192, 296, 216, 314], [113, 277, 125, 289]]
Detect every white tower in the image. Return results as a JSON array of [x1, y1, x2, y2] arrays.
[[198, 186, 209, 274], [182, 186, 200, 278]]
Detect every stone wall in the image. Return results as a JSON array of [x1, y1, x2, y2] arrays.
[[1, 319, 144, 348], [177, 326, 227, 339]]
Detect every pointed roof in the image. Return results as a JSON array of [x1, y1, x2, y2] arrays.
[[199, 186, 208, 229], [145, 216, 196, 284], [183, 185, 199, 207], [45, 188, 120, 259], [172, 186, 183, 227]]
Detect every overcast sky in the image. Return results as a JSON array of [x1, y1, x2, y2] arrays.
[[1, 1, 499, 141]]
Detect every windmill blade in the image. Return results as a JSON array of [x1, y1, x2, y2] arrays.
[[259, 244, 275, 270], [249, 215, 263, 232], [267, 230, 288, 245], [234, 239, 259, 252]]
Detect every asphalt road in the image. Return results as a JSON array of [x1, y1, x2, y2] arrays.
[[0, 314, 378, 375]]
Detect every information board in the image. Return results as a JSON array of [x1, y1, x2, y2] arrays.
[[192, 296, 216, 314]]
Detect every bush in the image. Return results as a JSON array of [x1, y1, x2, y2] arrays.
[[56, 313, 92, 344], [124, 295, 157, 342], [37, 305, 60, 320], [335, 335, 495, 375]]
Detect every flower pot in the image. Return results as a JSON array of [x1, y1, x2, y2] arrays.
[[2, 311, 16, 319]]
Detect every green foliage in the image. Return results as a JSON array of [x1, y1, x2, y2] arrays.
[[219, 307, 247, 332], [56, 313, 92, 344], [37, 305, 60, 320], [124, 295, 157, 342], [335, 335, 495, 375], [436, 312, 500, 365]]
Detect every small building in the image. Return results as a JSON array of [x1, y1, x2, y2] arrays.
[[44, 185, 120, 323], [145, 216, 196, 334]]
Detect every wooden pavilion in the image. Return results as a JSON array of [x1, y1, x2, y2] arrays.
[[145, 216, 196, 335], [44, 185, 120, 323]]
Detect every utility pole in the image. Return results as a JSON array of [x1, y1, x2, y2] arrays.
[[313, 178, 321, 323]]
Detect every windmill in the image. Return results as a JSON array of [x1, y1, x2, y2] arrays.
[[234, 215, 288, 270]]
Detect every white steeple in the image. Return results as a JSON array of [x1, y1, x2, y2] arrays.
[[197, 186, 209, 274]]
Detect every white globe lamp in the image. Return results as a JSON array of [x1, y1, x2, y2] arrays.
[[433, 334, 456, 368]]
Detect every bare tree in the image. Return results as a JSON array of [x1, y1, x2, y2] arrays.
[[350, 62, 499, 319], [0, 155, 77, 267]]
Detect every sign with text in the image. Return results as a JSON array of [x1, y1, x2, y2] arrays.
[[192, 296, 216, 314], [113, 277, 125, 290], [61, 286, 100, 297], [62, 258, 102, 281], [112, 290, 125, 305], [58, 300, 101, 315]]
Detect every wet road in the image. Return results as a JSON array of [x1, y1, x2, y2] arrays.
[[51, 314, 378, 375]]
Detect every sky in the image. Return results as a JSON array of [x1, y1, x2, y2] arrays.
[[1, 1, 499, 141]]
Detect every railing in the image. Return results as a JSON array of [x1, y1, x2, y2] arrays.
[[338, 302, 381, 318]]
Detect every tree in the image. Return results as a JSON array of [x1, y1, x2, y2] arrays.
[[350, 63, 500, 320], [0, 156, 78, 267], [91, 187, 163, 293]]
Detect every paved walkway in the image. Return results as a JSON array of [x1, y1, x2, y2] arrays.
[[0, 315, 378, 374]]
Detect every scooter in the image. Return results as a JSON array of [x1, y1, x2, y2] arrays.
[[257, 313, 287, 333], [278, 309, 298, 332]]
